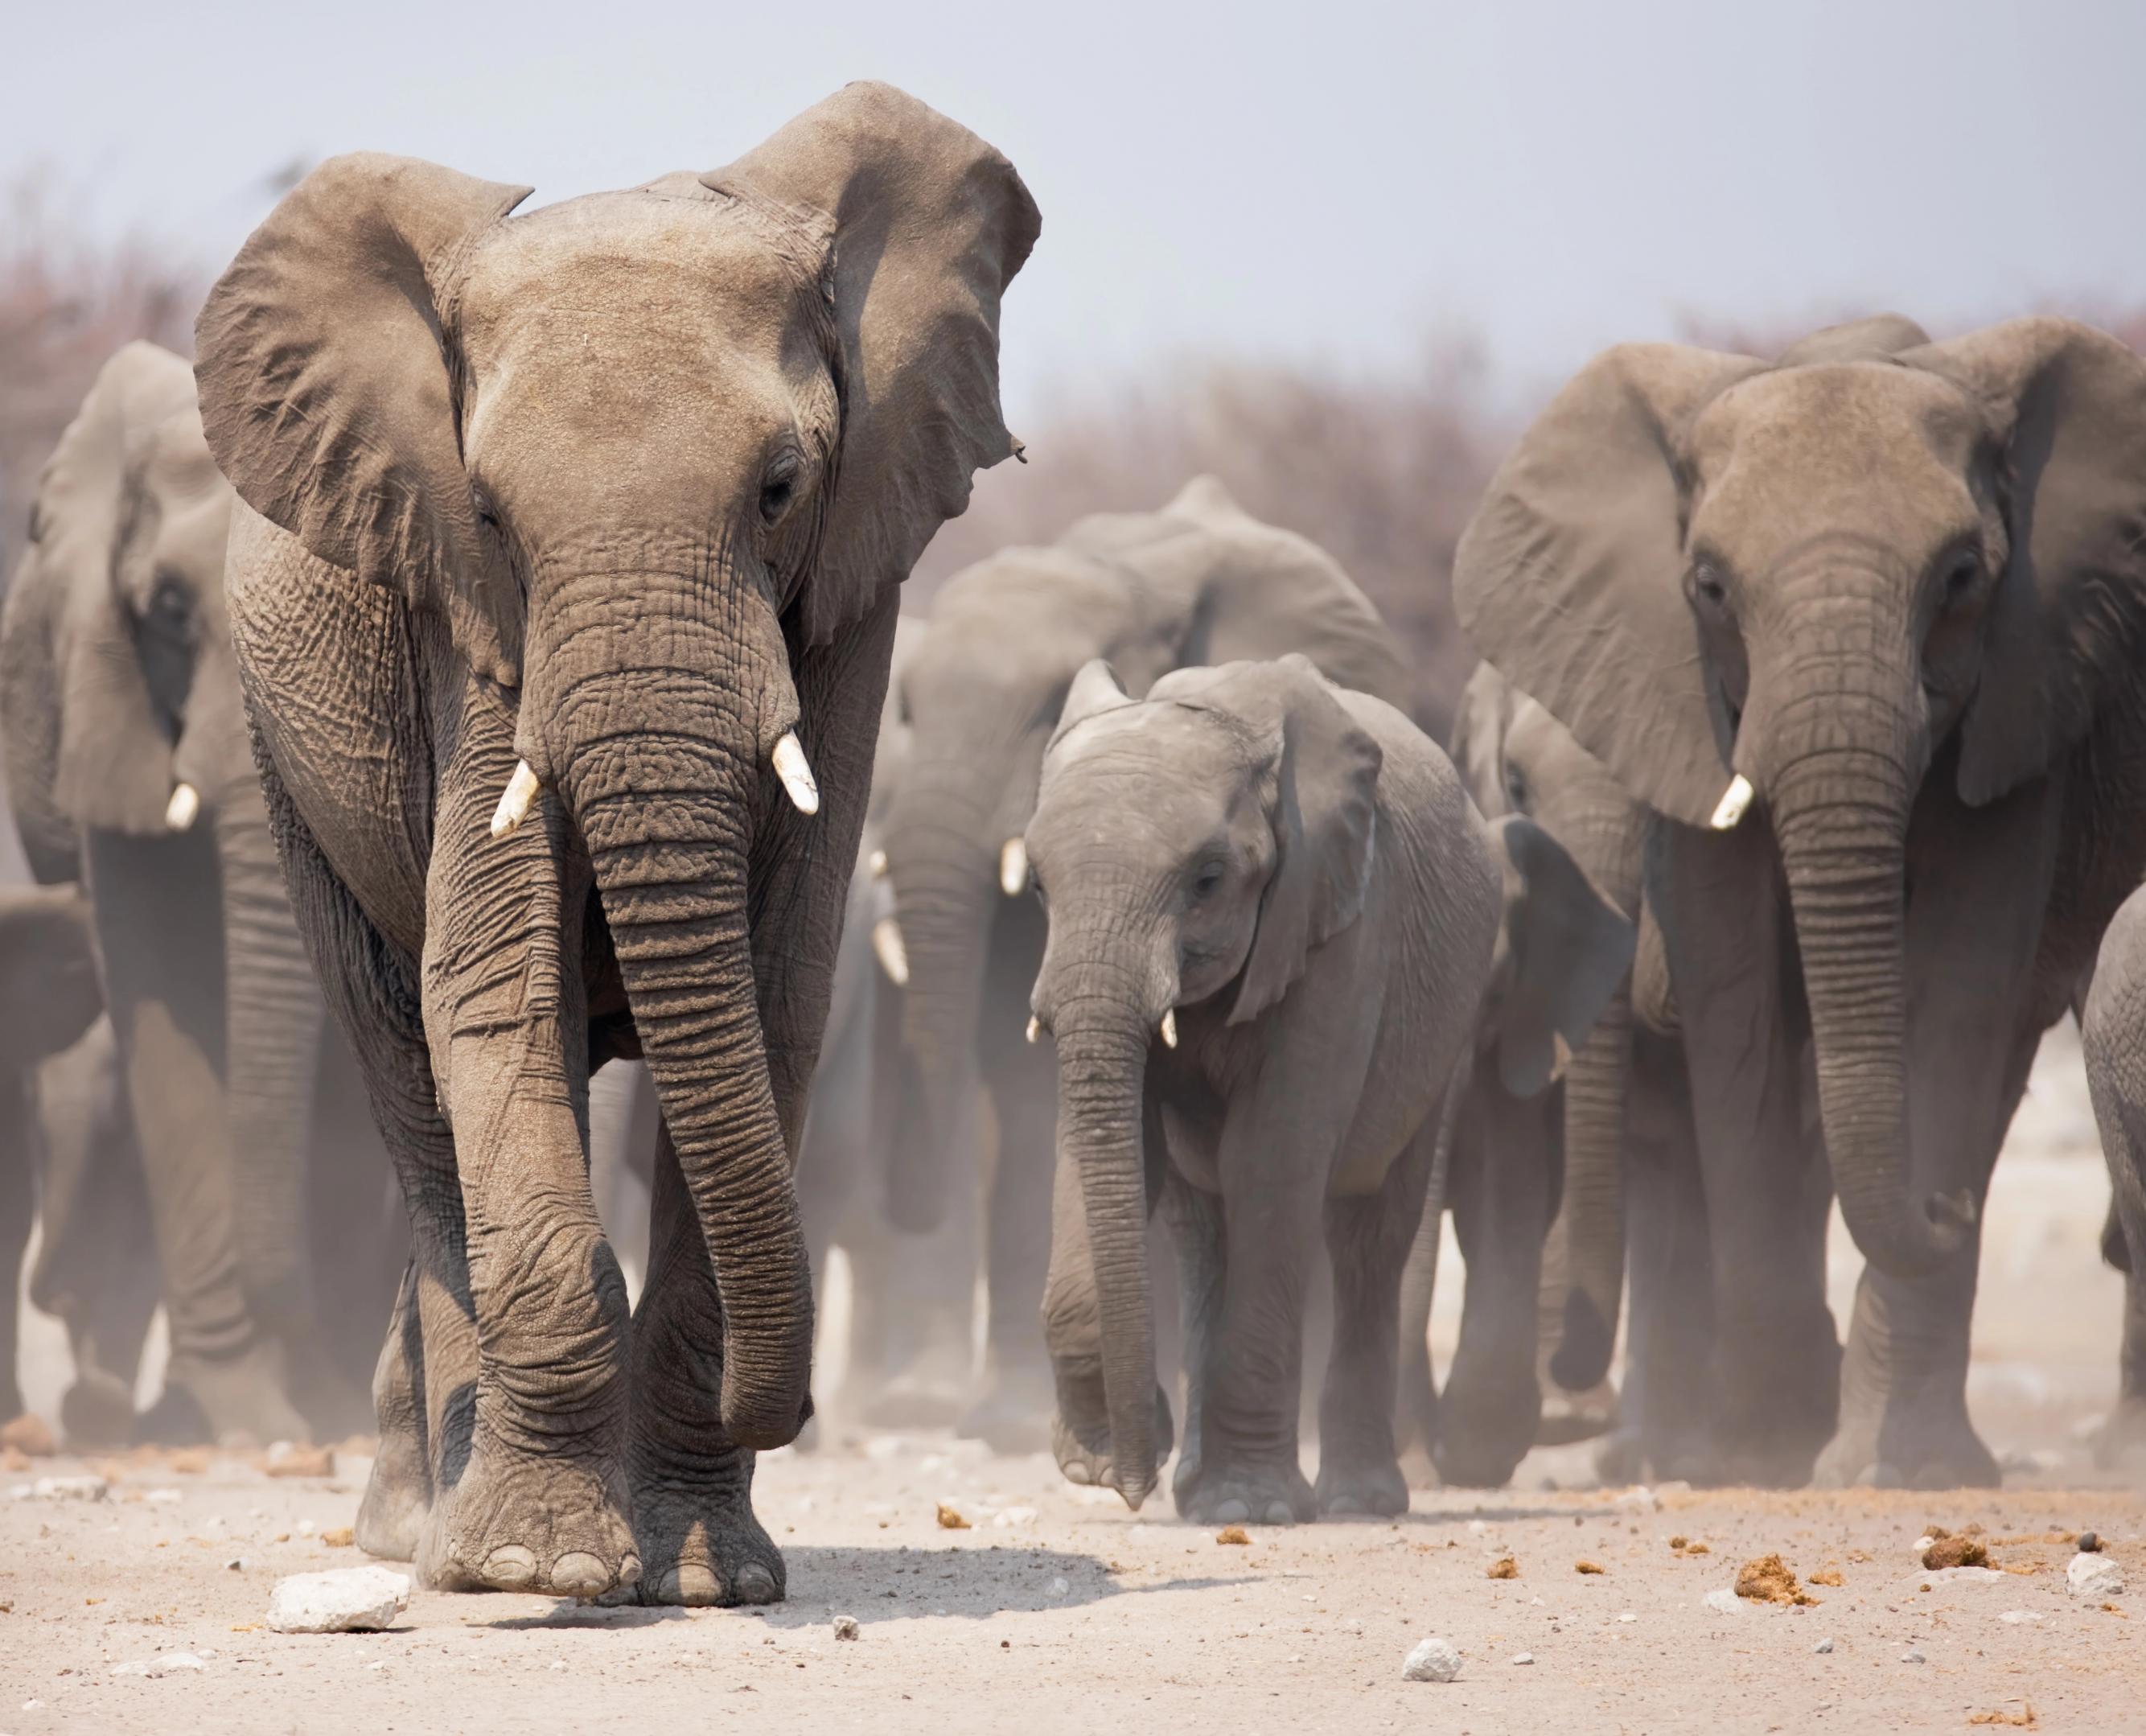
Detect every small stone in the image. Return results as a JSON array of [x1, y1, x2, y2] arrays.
[[934, 1503, 970, 1531], [1466, 1519, 1490, 1536], [33, 1475, 108, 1502], [297, 1519, 316, 1537], [145, 1487, 181, 1504], [990, 1506, 1038, 1528], [1901, 1648, 1926, 1664], [1702, 1589, 1745, 1616], [832, 1615, 859, 1641], [109, 1652, 208, 1679], [2078, 1530, 2101, 1553], [1047, 1577, 1069, 1598], [1215, 1526, 1251, 1546], [1487, 1556, 1519, 1579], [224, 1557, 247, 1572], [1401, 1636, 1462, 1683], [1814, 1637, 1835, 1654], [1910, 1566, 2006, 1589], [1617, 1611, 1636, 1623], [2067, 1552, 2125, 1598], [0, 1414, 57, 1456], [265, 1565, 411, 1633], [2000, 1609, 2044, 1625], [1511, 1652, 1535, 1666]]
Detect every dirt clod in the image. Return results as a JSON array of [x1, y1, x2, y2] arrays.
[[1922, 1536, 1990, 1571], [322, 1527, 355, 1548], [1735, 1554, 1819, 1606], [935, 1504, 970, 1531], [1808, 1569, 1844, 1587], [0, 1415, 57, 1457], [1215, 1526, 1251, 1546], [1487, 1556, 1519, 1579], [1668, 1535, 1689, 1551], [1967, 1707, 2038, 1728], [1574, 1560, 1605, 1575]]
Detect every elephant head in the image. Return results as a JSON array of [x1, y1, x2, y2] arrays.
[[1453, 662, 1645, 1388], [1455, 313, 2146, 1279], [194, 83, 1038, 1446], [878, 479, 1405, 1234], [1024, 655, 1381, 1506]]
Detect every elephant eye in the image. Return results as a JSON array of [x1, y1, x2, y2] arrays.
[[1940, 549, 1984, 607], [470, 483, 501, 532], [144, 570, 194, 633], [1688, 561, 1730, 612], [1189, 862, 1225, 903], [759, 458, 800, 525], [1503, 765, 1530, 812]]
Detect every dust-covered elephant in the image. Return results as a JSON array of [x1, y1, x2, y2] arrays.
[[2078, 891, 2146, 1470], [1455, 312, 2146, 1487], [0, 343, 398, 1446], [193, 84, 1037, 1602]]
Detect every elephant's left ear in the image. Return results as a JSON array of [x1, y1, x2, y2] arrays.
[[709, 82, 1041, 648], [1908, 318, 2146, 807]]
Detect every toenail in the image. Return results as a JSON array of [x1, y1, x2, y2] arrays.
[[482, 1545, 536, 1586], [734, 1564, 779, 1605], [549, 1553, 610, 1597], [661, 1566, 721, 1606]]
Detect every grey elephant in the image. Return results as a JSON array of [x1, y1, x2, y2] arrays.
[[879, 475, 1412, 1448], [1395, 675, 1634, 1486], [1026, 655, 1500, 1522], [2078, 891, 2146, 1469], [1455, 311, 2146, 1487], [193, 84, 1037, 1602], [0, 342, 398, 1446]]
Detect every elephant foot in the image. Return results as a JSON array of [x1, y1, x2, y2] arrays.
[[1174, 1457, 1315, 1527], [957, 1362, 1057, 1454], [60, 1372, 138, 1450], [853, 1336, 972, 1431], [2091, 1398, 2146, 1471], [159, 1347, 309, 1450], [1592, 1426, 1646, 1487], [1432, 1434, 1531, 1491], [355, 1429, 433, 1563], [1815, 1412, 2000, 1491], [1536, 1378, 1619, 1448], [616, 1470, 783, 1607], [416, 1438, 639, 1598], [1314, 1454, 1409, 1518], [1051, 1384, 1175, 1500]]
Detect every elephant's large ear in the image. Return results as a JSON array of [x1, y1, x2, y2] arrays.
[[1219, 656, 1383, 1025], [1487, 815, 1636, 1100], [32, 343, 196, 837], [709, 82, 1040, 648], [1453, 343, 1763, 830], [1905, 318, 2146, 807], [194, 154, 532, 685], [1449, 662, 1515, 818]]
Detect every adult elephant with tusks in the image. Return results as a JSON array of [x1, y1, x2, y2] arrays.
[[193, 83, 1038, 1602], [878, 477, 1412, 1446], [1454, 311, 2146, 1488]]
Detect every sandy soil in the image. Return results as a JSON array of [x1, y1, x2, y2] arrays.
[[2, 1035, 2140, 1734]]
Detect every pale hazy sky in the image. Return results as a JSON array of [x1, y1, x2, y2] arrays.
[[11, 0, 2144, 419]]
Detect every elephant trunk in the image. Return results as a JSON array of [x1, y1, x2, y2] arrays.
[[1548, 989, 1628, 1390], [214, 773, 327, 1347], [1752, 621, 1971, 1279], [545, 578, 812, 1450], [883, 769, 1000, 1233], [1050, 993, 1158, 1509]]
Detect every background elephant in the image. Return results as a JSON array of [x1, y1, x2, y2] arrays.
[[879, 475, 1412, 1448], [1395, 798, 1633, 1489], [2078, 891, 2146, 1470], [0, 342, 398, 1446], [1027, 655, 1501, 1522], [1455, 311, 2146, 1488], [195, 84, 1036, 1602]]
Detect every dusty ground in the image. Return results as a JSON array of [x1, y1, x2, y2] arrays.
[[2, 1034, 2140, 1734]]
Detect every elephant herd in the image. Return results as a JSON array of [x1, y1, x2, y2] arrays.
[[2, 80, 2145, 1610]]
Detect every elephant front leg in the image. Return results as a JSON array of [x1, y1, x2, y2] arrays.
[[417, 717, 635, 1599], [1318, 1115, 1439, 1516]]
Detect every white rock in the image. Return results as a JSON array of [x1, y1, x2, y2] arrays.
[[23, 1697, 47, 1709], [2067, 1552, 2126, 1598], [1907, 1566, 2007, 1589], [1511, 1652, 1535, 1666], [832, 1615, 860, 1641], [266, 1565, 411, 1633], [1402, 1636, 1462, 1683], [145, 1488, 181, 1504], [1913, 1534, 1935, 1553], [1617, 1611, 1636, 1623], [990, 1506, 1038, 1528], [1813, 1637, 1834, 1654], [1999, 1609, 2045, 1625], [297, 1519, 316, 1537], [1901, 1648, 1926, 1664], [1466, 1520, 1490, 1536], [108, 1652, 207, 1678], [224, 1557, 247, 1572], [1702, 1588, 1745, 1616], [1614, 1487, 1659, 1512], [1048, 1577, 1070, 1598], [33, 1475, 108, 1502]]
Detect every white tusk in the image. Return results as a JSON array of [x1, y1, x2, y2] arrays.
[[1550, 1030, 1573, 1083], [1026, 1014, 1040, 1045], [490, 761, 541, 839], [772, 732, 819, 816], [869, 848, 888, 880], [163, 782, 200, 833], [1159, 1009, 1178, 1050], [1709, 773, 1754, 831], [870, 915, 910, 987], [999, 835, 1029, 897]]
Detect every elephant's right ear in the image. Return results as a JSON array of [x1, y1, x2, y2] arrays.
[[1487, 816, 1636, 1099], [1047, 658, 1135, 753], [1449, 662, 1516, 818], [710, 82, 1041, 649], [194, 154, 532, 686], [1453, 343, 1762, 830]]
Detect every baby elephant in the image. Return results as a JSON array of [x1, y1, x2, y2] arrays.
[[1028, 655, 1502, 1523], [2080, 887, 2146, 1469]]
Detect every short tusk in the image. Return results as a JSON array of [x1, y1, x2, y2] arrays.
[[163, 782, 200, 833], [489, 760, 541, 839], [1709, 773, 1754, 831], [869, 848, 888, 880], [1026, 1014, 1040, 1045], [999, 835, 1029, 897], [1159, 1009, 1178, 1050], [870, 915, 910, 987], [772, 732, 819, 816], [1550, 1030, 1573, 1083]]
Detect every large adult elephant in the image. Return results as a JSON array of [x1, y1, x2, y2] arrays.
[[878, 476, 1411, 1445], [194, 84, 1037, 1602], [0, 343, 397, 1445], [1455, 312, 2146, 1487]]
